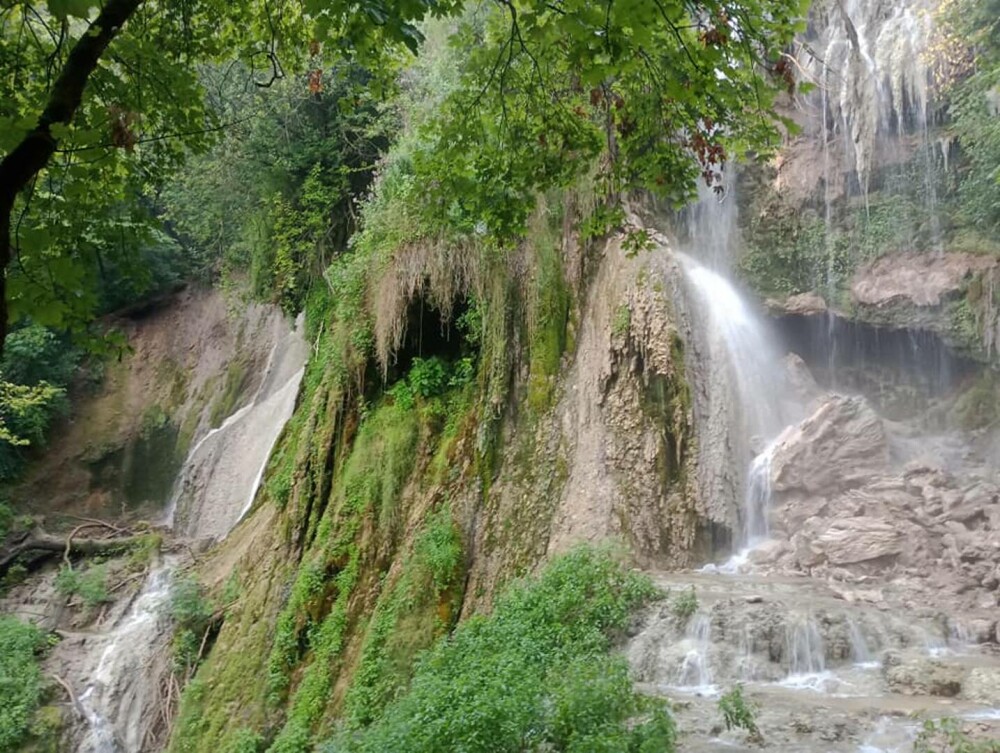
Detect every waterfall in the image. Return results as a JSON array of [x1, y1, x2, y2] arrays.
[[782, 614, 828, 687], [166, 313, 309, 539], [75, 312, 308, 752], [675, 182, 802, 547]]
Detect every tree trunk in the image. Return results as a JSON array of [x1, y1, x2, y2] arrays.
[[0, 0, 145, 348], [0, 529, 153, 574]]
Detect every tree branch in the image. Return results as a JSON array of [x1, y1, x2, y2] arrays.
[[0, 0, 145, 349]]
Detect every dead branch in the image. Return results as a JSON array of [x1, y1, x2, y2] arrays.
[[1, 529, 149, 574]]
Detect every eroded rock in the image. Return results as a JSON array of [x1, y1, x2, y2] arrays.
[[852, 252, 996, 309], [770, 395, 889, 496]]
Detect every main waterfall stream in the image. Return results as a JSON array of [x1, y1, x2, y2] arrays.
[[73, 316, 308, 753]]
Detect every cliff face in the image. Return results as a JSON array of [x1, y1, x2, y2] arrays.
[[11, 287, 297, 525], [165, 197, 734, 751]]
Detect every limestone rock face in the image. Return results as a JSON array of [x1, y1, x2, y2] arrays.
[[770, 395, 889, 496], [884, 655, 963, 697], [851, 252, 996, 309], [812, 517, 905, 565], [767, 291, 829, 316]]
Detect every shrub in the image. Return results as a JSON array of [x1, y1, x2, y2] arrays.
[[55, 564, 110, 607], [0, 617, 47, 750], [914, 718, 1000, 753], [323, 547, 671, 753], [718, 685, 761, 742], [168, 576, 215, 675], [672, 586, 698, 620]]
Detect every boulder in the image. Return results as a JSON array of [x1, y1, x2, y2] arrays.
[[783, 353, 822, 403], [770, 396, 889, 496], [965, 667, 1000, 705], [813, 517, 904, 565], [767, 291, 829, 316], [884, 655, 963, 697], [852, 252, 996, 309]]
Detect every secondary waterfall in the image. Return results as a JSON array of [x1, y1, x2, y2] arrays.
[[74, 314, 308, 753]]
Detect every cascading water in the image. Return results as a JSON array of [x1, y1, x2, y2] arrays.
[[166, 313, 309, 539], [73, 314, 308, 752], [674, 613, 717, 694], [676, 181, 801, 548]]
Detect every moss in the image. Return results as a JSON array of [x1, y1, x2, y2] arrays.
[[612, 304, 631, 338]]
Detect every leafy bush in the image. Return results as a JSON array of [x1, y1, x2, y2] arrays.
[[389, 356, 472, 410], [221, 727, 264, 753], [168, 576, 216, 675], [672, 586, 698, 620], [55, 564, 110, 607], [412, 508, 462, 596], [323, 547, 671, 753], [0, 617, 47, 750], [718, 685, 761, 742]]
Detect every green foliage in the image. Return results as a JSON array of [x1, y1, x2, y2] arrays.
[[389, 357, 473, 411], [0, 500, 13, 541], [0, 323, 84, 482], [410, 0, 805, 244], [324, 547, 666, 753], [340, 507, 465, 730], [168, 576, 216, 676], [914, 718, 1000, 753], [613, 305, 632, 338], [220, 729, 265, 753], [718, 685, 761, 742], [0, 617, 48, 751], [55, 564, 110, 608], [952, 63, 1000, 234], [412, 508, 463, 596], [163, 65, 392, 315], [672, 586, 698, 620], [2, 0, 463, 331], [265, 397, 422, 749]]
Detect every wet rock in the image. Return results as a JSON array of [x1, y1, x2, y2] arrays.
[[770, 396, 889, 496], [747, 538, 788, 565], [813, 517, 904, 566], [965, 668, 1000, 705], [783, 352, 822, 403], [884, 655, 963, 697], [768, 291, 829, 316]]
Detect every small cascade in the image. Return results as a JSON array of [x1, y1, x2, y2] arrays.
[[784, 615, 826, 679], [76, 566, 175, 753], [166, 313, 309, 539], [743, 441, 776, 547], [803, 0, 937, 199], [848, 618, 877, 668], [947, 619, 974, 651], [674, 613, 716, 693]]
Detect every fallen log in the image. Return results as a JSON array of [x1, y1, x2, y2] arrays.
[[0, 530, 150, 574]]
